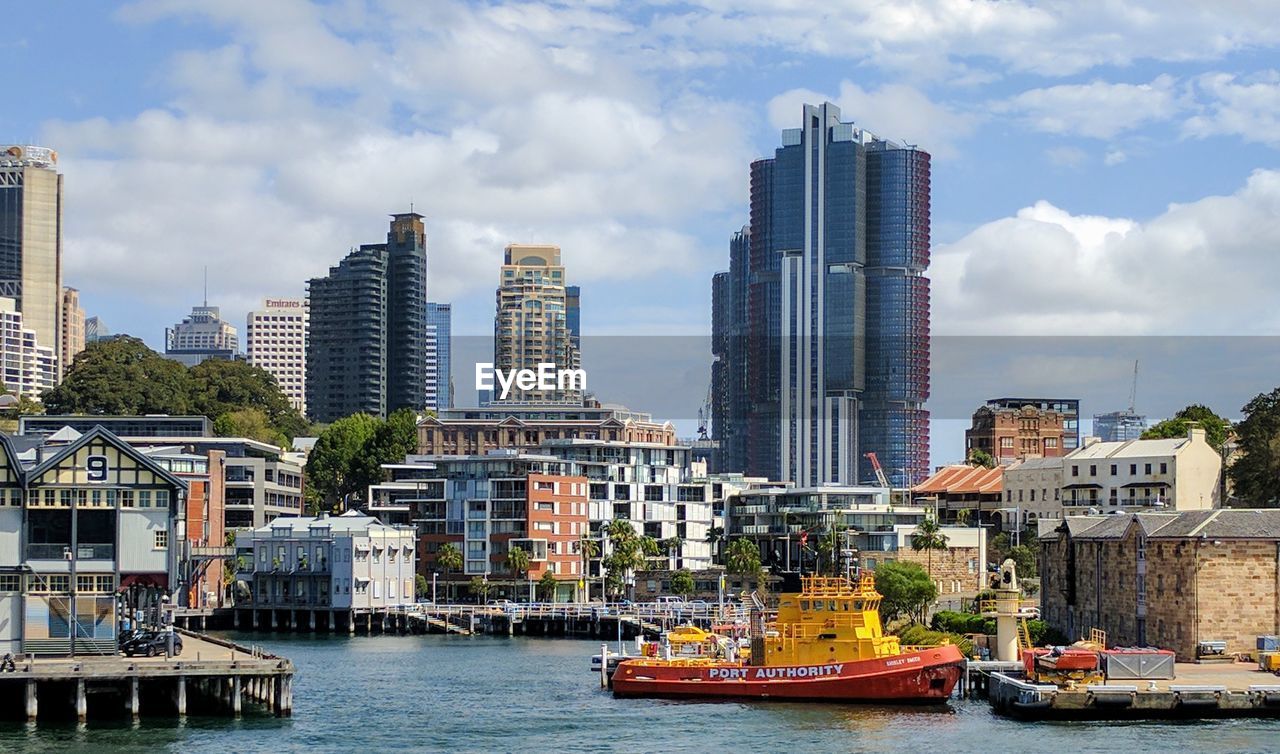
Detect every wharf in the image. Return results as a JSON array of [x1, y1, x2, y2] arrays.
[[989, 661, 1280, 720], [0, 630, 294, 723]]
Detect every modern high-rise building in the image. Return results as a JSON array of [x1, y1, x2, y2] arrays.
[[713, 102, 931, 486], [0, 296, 56, 397], [565, 284, 581, 348], [59, 286, 84, 375], [711, 229, 749, 475], [1093, 410, 1147, 443], [165, 305, 239, 366], [425, 302, 452, 412], [246, 297, 309, 415], [0, 146, 62, 376], [84, 315, 109, 343], [306, 213, 428, 423], [493, 244, 581, 403]]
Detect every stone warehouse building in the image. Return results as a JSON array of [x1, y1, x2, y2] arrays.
[[1039, 510, 1280, 660]]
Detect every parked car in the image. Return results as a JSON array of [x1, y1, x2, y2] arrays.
[[122, 630, 183, 657], [655, 596, 685, 606]]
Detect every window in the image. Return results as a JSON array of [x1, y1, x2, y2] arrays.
[[1089, 465, 1097, 476], [1130, 464, 1137, 475], [1071, 466, 1079, 477], [1160, 463, 1167, 474], [1030, 489, 1036, 502], [1144, 464, 1152, 475], [1110, 464, 1117, 476], [1000, 437, 1014, 449], [139, 490, 152, 508], [155, 490, 170, 508], [1045, 438, 1058, 449], [0, 574, 19, 591], [154, 530, 169, 549]]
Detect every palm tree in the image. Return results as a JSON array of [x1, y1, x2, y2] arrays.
[[660, 536, 684, 569], [506, 546, 531, 600], [725, 538, 763, 588], [911, 517, 949, 581], [705, 526, 725, 565], [577, 535, 600, 601], [436, 542, 463, 602]]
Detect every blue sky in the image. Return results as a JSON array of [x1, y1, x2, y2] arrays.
[[7, 1, 1280, 461]]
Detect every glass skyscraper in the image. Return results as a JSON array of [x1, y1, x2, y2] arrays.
[[713, 103, 931, 486], [306, 213, 428, 423], [425, 302, 452, 411]]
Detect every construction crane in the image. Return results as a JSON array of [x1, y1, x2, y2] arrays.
[[697, 380, 713, 440], [1128, 359, 1139, 413], [863, 452, 890, 489]]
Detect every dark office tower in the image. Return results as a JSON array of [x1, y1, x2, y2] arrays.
[[306, 213, 428, 423], [719, 102, 931, 486], [711, 229, 750, 474], [565, 285, 581, 349]]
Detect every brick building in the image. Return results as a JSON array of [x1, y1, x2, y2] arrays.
[[966, 404, 1065, 464], [1039, 510, 1280, 659], [417, 405, 676, 455]]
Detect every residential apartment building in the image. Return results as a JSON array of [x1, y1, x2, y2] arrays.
[[493, 244, 581, 403], [246, 297, 308, 415], [1061, 428, 1220, 511], [713, 103, 930, 487], [142, 445, 226, 609], [425, 301, 452, 411], [1040, 510, 1280, 658], [60, 286, 84, 375], [1094, 410, 1147, 442], [0, 296, 55, 398], [1000, 456, 1065, 529], [306, 213, 428, 422], [417, 404, 676, 455], [0, 427, 187, 655], [966, 403, 1065, 463], [988, 397, 1080, 451], [0, 145, 61, 377], [238, 512, 417, 615], [165, 305, 239, 366]]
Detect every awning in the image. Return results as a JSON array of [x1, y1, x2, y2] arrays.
[[355, 576, 371, 583], [1063, 483, 1103, 490], [1121, 481, 1171, 488]]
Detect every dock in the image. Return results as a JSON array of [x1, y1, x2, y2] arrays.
[[0, 630, 295, 722], [988, 661, 1280, 719]]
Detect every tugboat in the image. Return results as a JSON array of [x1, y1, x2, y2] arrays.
[[610, 574, 965, 702]]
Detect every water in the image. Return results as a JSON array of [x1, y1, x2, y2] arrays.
[[1, 633, 1277, 752]]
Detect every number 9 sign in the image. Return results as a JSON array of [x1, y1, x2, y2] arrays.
[[86, 455, 109, 483]]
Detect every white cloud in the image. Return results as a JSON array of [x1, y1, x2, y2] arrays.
[[1104, 149, 1128, 166], [933, 170, 1280, 336], [1184, 70, 1280, 147], [768, 82, 978, 158], [1045, 146, 1088, 167], [995, 76, 1180, 139]]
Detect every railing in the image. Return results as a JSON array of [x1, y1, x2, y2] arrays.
[[27, 543, 115, 560]]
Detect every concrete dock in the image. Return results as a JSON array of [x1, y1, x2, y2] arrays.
[[0, 631, 294, 722], [990, 661, 1280, 719]]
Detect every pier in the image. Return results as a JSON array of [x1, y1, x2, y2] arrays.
[[0, 630, 294, 722], [988, 662, 1280, 720]]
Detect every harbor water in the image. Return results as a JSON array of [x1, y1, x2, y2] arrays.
[[0, 633, 1277, 753]]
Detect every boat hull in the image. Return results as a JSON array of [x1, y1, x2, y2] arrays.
[[611, 645, 965, 703]]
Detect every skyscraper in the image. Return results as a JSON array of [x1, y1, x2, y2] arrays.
[[1094, 410, 1147, 443], [60, 286, 84, 374], [246, 298, 309, 414], [493, 244, 581, 403], [565, 284, 581, 349], [0, 146, 62, 375], [713, 102, 931, 486], [165, 305, 239, 366], [0, 296, 55, 398], [425, 302, 452, 411], [306, 213, 428, 423]]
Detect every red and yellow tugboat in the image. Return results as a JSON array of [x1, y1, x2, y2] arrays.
[[611, 574, 964, 702]]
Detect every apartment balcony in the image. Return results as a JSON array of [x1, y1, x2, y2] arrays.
[[27, 543, 115, 561]]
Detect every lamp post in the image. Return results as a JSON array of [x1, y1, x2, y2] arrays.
[[431, 572, 437, 604]]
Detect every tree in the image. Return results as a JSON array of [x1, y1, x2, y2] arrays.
[[602, 520, 648, 599], [348, 408, 420, 494], [968, 449, 996, 469], [538, 570, 559, 602], [304, 413, 380, 511], [911, 517, 949, 580], [1142, 404, 1230, 453], [704, 526, 725, 565], [213, 408, 286, 447], [670, 569, 695, 597], [577, 535, 600, 601], [507, 546, 531, 583], [814, 525, 848, 576], [41, 338, 193, 415], [191, 358, 308, 441], [1006, 544, 1038, 579], [660, 536, 684, 568], [1230, 387, 1280, 505], [436, 542, 463, 602], [469, 576, 492, 603], [415, 574, 430, 601], [725, 538, 763, 586], [873, 561, 938, 624]]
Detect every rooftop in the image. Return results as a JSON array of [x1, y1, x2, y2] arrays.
[[914, 465, 1004, 495], [1042, 509, 1280, 541]]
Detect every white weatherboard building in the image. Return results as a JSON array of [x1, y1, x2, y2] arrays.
[[246, 298, 309, 414], [1060, 427, 1221, 512]]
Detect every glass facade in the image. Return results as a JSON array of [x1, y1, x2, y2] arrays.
[[425, 302, 452, 410]]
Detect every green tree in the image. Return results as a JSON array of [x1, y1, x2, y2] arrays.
[[190, 358, 308, 441], [873, 561, 939, 624], [348, 408, 420, 494], [967, 449, 996, 469], [537, 570, 559, 602], [304, 413, 380, 511], [704, 526, 725, 565], [577, 535, 600, 601], [1142, 404, 1230, 452], [507, 546, 530, 582], [1006, 544, 1038, 579], [41, 338, 193, 415], [213, 408, 286, 447], [725, 538, 763, 585], [436, 542, 463, 602], [469, 576, 492, 603], [670, 569, 695, 597], [414, 574, 430, 601], [911, 517, 949, 580], [660, 536, 684, 567], [1229, 387, 1280, 505]]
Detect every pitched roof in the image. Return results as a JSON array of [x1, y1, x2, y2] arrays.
[[26, 426, 189, 491], [1042, 510, 1280, 541], [914, 465, 1003, 495], [1065, 437, 1188, 460]]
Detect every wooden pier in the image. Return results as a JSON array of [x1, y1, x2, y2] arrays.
[[988, 662, 1280, 720], [0, 630, 294, 723]]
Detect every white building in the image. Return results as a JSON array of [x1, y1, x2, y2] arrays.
[[1061, 427, 1221, 512], [1001, 457, 1066, 528], [246, 298, 308, 414], [239, 512, 417, 613], [0, 296, 55, 398], [165, 305, 239, 366]]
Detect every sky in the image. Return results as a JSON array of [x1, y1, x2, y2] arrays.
[[5, 0, 1280, 463]]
